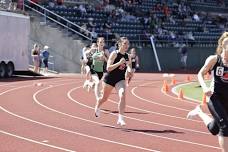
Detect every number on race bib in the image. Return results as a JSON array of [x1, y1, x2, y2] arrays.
[[216, 67, 224, 76]]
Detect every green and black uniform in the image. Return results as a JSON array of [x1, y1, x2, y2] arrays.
[[91, 50, 105, 80]]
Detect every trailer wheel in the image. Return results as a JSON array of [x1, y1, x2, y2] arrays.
[[6, 62, 14, 77], [0, 62, 7, 78]]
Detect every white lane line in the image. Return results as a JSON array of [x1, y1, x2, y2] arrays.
[[0, 106, 160, 152], [34, 82, 219, 150], [131, 83, 192, 112], [2, 80, 218, 150], [108, 98, 202, 122], [67, 86, 221, 149], [33, 83, 160, 152], [124, 82, 201, 122], [0, 79, 74, 96], [171, 82, 202, 103], [33, 80, 210, 135], [162, 82, 211, 116], [1, 82, 160, 152], [0, 77, 64, 87], [0, 130, 75, 152], [0, 80, 80, 152]]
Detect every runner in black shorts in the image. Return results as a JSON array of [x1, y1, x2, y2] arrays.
[[91, 37, 107, 100], [187, 32, 228, 152], [94, 37, 133, 126], [83, 43, 96, 91], [80, 45, 90, 75]]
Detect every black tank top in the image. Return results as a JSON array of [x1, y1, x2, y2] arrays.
[[131, 56, 136, 69], [212, 55, 228, 94], [87, 52, 93, 67], [106, 52, 129, 80]]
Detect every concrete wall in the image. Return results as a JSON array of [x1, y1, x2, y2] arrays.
[[136, 46, 216, 72], [29, 16, 86, 73]]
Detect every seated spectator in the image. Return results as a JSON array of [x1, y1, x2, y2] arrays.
[[56, 0, 63, 5], [169, 31, 178, 46], [48, 0, 55, 7], [91, 27, 98, 39], [103, 19, 112, 31], [41, 45, 50, 73], [87, 18, 96, 30], [80, 23, 89, 37], [186, 32, 195, 47], [108, 41, 117, 53], [8, 0, 17, 10], [193, 12, 200, 22], [79, 4, 87, 16]]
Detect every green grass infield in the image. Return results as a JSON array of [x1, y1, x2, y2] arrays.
[[173, 81, 211, 102]]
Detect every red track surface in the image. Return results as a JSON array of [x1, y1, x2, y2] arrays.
[[0, 73, 220, 152]]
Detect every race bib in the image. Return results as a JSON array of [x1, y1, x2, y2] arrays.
[[216, 66, 224, 76], [119, 63, 126, 70]]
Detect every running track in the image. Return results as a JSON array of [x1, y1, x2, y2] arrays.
[[0, 73, 220, 152]]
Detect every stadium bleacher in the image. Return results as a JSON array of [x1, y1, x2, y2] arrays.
[[31, 0, 228, 47]]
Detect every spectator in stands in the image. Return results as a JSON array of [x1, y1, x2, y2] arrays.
[[202, 24, 209, 33], [80, 23, 89, 37], [140, 17, 149, 29], [8, 0, 17, 10], [169, 31, 177, 47], [162, 4, 170, 19], [87, 18, 96, 30], [186, 32, 195, 47], [41, 45, 50, 73], [29, 0, 39, 10], [79, 4, 87, 16], [103, 19, 112, 32], [17, 0, 24, 10], [187, 32, 228, 152], [104, 3, 115, 13], [193, 12, 200, 22], [31, 44, 40, 73], [56, 0, 63, 5], [91, 27, 98, 40], [48, 0, 55, 7], [109, 41, 117, 53]]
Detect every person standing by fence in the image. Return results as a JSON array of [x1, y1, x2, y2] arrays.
[[178, 44, 188, 70], [41, 45, 50, 73], [31, 43, 40, 73]]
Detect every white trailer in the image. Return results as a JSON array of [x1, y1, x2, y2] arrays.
[[0, 11, 30, 78]]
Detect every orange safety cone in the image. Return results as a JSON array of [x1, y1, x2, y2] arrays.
[[162, 80, 169, 93], [171, 77, 176, 85], [201, 93, 207, 105], [186, 75, 191, 82], [178, 89, 184, 99]]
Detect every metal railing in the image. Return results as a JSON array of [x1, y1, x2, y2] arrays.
[[98, 32, 218, 47], [23, 0, 92, 41], [22, 0, 220, 48]]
